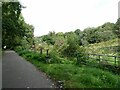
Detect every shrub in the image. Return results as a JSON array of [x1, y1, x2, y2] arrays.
[[76, 47, 88, 65], [27, 52, 41, 61], [62, 33, 79, 57], [39, 54, 46, 62], [15, 48, 46, 62], [19, 50, 31, 56], [14, 46, 24, 52], [49, 51, 61, 63]]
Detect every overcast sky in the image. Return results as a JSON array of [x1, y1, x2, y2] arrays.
[[19, 0, 120, 36]]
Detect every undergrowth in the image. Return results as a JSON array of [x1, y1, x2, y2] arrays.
[[15, 49, 120, 88]]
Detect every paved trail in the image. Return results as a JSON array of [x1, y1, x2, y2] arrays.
[[2, 50, 56, 88]]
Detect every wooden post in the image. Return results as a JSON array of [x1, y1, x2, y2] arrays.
[[32, 44, 35, 52], [46, 49, 49, 56], [98, 55, 101, 66], [88, 53, 89, 59], [114, 56, 116, 66], [118, 57, 120, 67], [76, 52, 79, 64], [40, 48, 42, 54], [46, 49, 50, 63]]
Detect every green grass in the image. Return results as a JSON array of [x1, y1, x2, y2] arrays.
[[15, 48, 120, 88], [29, 60, 120, 88], [19, 51, 120, 88]]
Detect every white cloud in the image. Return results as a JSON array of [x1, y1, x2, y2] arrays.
[[19, 0, 120, 36]]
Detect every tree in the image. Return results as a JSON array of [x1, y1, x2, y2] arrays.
[[74, 29, 81, 35], [21, 23, 34, 49], [74, 29, 84, 45], [83, 27, 97, 44], [2, 2, 34, 49], [42, 35, 55, 45], [82, 23, 116, 44], [113, 18, 120, 67], [2, 2, 22, 49], [113, 18, 120, 38], [62, 33, 79, 57]]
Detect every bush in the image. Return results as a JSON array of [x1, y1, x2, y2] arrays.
[[24, 52, 47, 62], [25, 52, 40, 60], [39, 54, 46, 62], [49, 51, 62, 63], [49, 50, 74, 64], [14, 46, 24, 52], [15, 48, 46, 62], [76, 47, 88, 65], [18, 50, 31, 56], [62, 33, 79, 57], [76, 53, 88, 65]]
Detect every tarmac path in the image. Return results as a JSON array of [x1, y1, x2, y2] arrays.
[[2, 50, 56, 88]]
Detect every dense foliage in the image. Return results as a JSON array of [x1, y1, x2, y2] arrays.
[[114, 18, 120, 38], [37, 21, 117, 46], [35, 19, 119, 60], [3, 1, 120, 88], [2, 2, 34, 50], [15, 49, 120, 88]]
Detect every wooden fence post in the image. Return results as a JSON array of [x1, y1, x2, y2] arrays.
[[98, 55, 101, 64], [88, 53, 89, 59], [76, 53, 79, 64], [40, 48, 42, 54], [45, 49, 50, 63], [114, 56, 116, 66], [118, 57, 120, 67], [46, 49, 49, 56], [97, 55, 101, 67]]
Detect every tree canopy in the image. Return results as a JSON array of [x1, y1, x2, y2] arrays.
[[2, 2, 34, 49]]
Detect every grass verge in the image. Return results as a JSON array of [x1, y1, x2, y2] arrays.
[[16, 50, 120, 88]]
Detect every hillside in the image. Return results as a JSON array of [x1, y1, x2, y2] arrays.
[[84, 38, 119, 55]]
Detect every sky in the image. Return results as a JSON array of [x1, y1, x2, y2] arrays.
[[19, 0, 120, 37]]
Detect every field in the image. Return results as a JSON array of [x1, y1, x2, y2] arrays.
[[84, 38, 119, 55]]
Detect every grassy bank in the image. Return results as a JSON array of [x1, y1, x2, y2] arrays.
[[28, 60, 120, 88], [15, 50, 120, 88]]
